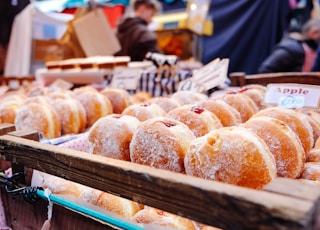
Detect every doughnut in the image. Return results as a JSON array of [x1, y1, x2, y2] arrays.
[[100, 88, 131, 114], [171, 91, 208, 105], [217, 92, 259, 122], [49, 97, 87, 135], [72, 85, 99, 96], [130, 91, 153, 104], [184, 126, 276, 189], [167, 105, 223, 137], [238, 87, 266, 110], [146, 97, 181, 113], [300, 162, 320, 181], [0, 100, 22, 124], [198, 100, 242, 127], [88, 114, 140, 161], [242, 116, 305, 178], [130, 117, 196, 173], [252, 107, 314, 153], [122, 103, 166, 122], [306, 148, 320, 162], [81, 188, 144, 219], [131, 207, 196, 230], [14, 102, 61, 139], [0, 91, 26, 103], [26, 86, 53, 97], [295, 108, 320, 143], [76, 91, 113, 128]]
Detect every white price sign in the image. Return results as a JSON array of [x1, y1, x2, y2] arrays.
[[111, 67, 141, 90], [264, 83, 320, 109], [193, 58, 229, 90], [177, 78, 206, 93]]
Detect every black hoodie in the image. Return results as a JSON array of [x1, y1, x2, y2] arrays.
[[115, 17, 159, 61]]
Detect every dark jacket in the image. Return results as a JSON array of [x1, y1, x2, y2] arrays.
[[258, 37, 305, 73], [115, 17, 159, 61]]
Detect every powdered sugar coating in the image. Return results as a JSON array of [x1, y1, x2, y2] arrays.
[[122, 103, 166, 122], [184, 126, 276, 189], [130, 117, 195, 173]]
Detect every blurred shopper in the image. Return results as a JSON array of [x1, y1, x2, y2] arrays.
[[115, 0, 161, 61], [0, 0, 30, 74], [258, 18, 320, 73]]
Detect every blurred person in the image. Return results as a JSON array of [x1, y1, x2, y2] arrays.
[[258, 18, 320, 73], [0, 0, 30, 74], [115, 0, 162, 61]]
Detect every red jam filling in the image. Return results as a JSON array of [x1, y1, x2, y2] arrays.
[[191, 106, 204, 114], [159, 121, 176, 127]]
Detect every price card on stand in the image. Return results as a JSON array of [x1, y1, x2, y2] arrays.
[[111, 67, 142, 90], [177, 58, 229, 93], [264, 83, 320, 109]]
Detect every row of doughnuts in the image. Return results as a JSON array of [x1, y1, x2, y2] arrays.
[[33, 171, 219, 230]]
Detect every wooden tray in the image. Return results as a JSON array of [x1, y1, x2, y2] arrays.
[[0, 124, 319, 229]]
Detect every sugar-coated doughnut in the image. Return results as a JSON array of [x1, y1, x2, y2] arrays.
[[252, 107, 314, 153], [122, 103, 166, 122], [81, 188, 144, 219], [130, 117, 196, 173], [300, 162, 320, 181], [238, 87, 266, 110], [100, 88, 131, 114], [171, 91, 208, 105], [130, 91, 153, 104], [50, 97, 87, 135], [217, 92, 259, 122], [0, 100, 22, 124], [198, 100, 242, 127], [146, 97, 181, 113], [167, 104, 223, 137], [131, 207, 197, 230], [88, 114, 140, 161], [243, 116, 305, 178], [76, 91, 113, 128], [14, 102, 61, 138], [184, 126, 276, 189], [295, 108, 320, 144]]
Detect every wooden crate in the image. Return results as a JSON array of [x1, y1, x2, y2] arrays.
[[0, 124, 319, 229]]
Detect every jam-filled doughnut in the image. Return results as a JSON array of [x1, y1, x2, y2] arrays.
[[88, 114, 140, 161], [122, 103, 166, 122], [167, 104, 222, 137], [217, 92, 259, 122], [130, 117, 196, 173], [184, 126, 276, 189]]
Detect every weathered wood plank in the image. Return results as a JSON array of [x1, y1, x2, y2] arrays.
[[0, 134, 317, 229]]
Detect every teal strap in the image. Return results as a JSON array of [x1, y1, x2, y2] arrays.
[[37, 190, 143, 230]]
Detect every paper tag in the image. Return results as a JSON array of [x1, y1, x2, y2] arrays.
[[111, 67, 141, 90], [264, 83, 320, 109], [49, 78, 74, 90], [177, 78, 206, 93], [193, 58, 229, 90]]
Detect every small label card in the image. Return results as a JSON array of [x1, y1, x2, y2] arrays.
[[193, 58, 229, 90], [264, 83, 320, 109], [111, 67, 141, 90]]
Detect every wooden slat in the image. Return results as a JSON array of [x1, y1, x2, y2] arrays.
[[229, 72, 320, 87], [0, 135, 318, 229]]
